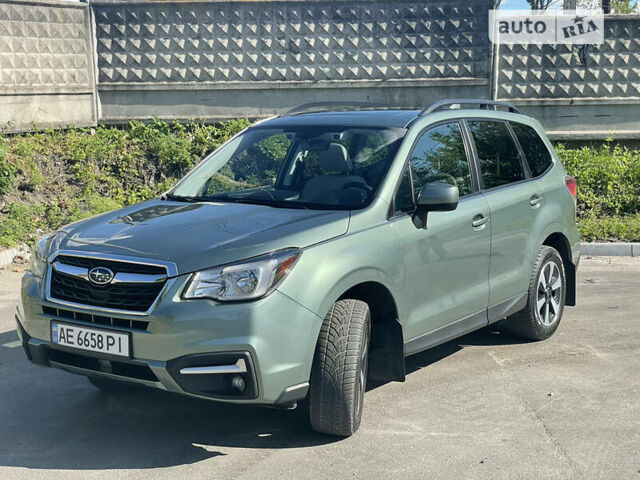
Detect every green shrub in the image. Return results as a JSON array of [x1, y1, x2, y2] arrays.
[[578, 214, 640, 242], [556, 140, 640, 242], [556, 141, 640, 218], [0, 119, 248, 248], [0, 142, 18, 195], [3, 122, 639, 249], [0, 202, 45, 248]]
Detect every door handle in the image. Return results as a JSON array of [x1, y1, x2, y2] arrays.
[[472, 214, 489, 229], [530, 195, 542, 207]]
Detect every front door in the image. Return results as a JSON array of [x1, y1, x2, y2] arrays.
[[390, 121, 491, 346]]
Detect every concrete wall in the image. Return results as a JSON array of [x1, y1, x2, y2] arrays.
[[92, 0, 492, 121], [494, 15, 640, 140], [0, 0, 97, 132], [0, 0, 639, 140]]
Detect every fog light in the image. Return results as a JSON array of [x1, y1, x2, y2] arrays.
[[231, 375, 246, 392]]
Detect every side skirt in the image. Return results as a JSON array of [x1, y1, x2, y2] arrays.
[[402, 292, 527, 357], [403, 310, 487, 357], [487, 292, 528, 325]]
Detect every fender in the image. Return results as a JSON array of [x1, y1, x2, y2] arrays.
[[281, 263, 401, 324], [279, 261, 407, 383]]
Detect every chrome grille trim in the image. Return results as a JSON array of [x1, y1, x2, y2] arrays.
[[51, 262, 89, 281], [51, 261, 167, 284], [47, 250, 179, 277]]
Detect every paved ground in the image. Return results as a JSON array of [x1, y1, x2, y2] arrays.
[[0, 257, 638, 479]]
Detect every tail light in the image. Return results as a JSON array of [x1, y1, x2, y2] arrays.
[[564, 175, 577, 199]]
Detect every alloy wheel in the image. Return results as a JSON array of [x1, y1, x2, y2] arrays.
[[536, 260, 563, 326]]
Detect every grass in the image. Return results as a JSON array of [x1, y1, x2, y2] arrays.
[[576, 214, 640, 243]]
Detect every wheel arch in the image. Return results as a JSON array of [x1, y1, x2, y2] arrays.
[[542, 231, 576, 306], [280, 252, 407, 383], [338, 281, 406, 383]]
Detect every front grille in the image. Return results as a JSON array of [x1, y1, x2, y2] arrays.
[[47, 348, 158, 382], [42, 306, 149, 331], [49, 255, 167, 313]]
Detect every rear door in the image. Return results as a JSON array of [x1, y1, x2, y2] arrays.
[[390, 121, 491, 345], [465, 119, 544, 319]]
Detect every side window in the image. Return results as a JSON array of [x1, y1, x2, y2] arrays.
[[408, 122, 473, 198], [511, 122, 553, 177], [394, 167, 414, 212], [467, 121, 525, 189]]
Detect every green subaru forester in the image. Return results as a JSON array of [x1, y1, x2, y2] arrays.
[[17, 100, 579, 436]]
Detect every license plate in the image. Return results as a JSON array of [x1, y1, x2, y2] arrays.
[[51, 322, 130, 358]]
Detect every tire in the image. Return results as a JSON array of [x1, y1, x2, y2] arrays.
[[309, 299, 371, 437], [88, 376, 133, 392], [508, 245, 566, 341]]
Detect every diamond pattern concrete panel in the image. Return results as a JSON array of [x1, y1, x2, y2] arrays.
[[0, 1, 91, 93], [496, 18, 640, 100], [93, 1, 490, 84]]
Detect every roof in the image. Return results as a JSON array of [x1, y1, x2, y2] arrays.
[[256, 100, 524, 130], [258, 109, 422, 129]]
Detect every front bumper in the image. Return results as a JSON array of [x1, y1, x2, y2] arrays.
[[18, 271, 321, 405]]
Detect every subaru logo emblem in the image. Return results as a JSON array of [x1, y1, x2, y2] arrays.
[[88, 267, 114, 285]]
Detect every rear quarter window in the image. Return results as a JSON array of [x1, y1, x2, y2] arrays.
[[511, 122, 553, 177]]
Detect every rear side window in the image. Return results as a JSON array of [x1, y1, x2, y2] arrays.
[[467, 120, 525, 189], [511, 122, 553, 177]]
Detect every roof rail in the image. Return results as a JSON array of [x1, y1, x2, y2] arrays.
[[421, 99, 520, 116], [280, 101, 393, 117]]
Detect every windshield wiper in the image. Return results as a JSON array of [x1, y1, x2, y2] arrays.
[[163, 193, 308, 209], [161, 193, 211, 203], [207, 197, 309, 210]]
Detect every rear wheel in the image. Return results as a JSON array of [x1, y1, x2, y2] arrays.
[[508, 245, 566, 340], [309, 299, 370, 437], [88, 376, 134, 392]]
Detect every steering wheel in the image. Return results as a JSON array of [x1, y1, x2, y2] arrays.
[[342, 182, 373, 192]]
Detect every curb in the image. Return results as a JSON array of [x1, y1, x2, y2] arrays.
[[580, 242, 640, 257], [0, 245, 29, 269]]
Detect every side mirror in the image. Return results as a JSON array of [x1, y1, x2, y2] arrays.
[[411, 182, 459, 229]]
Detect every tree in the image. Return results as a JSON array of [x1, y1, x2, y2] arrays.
[[527, 0, 554, 9], [576, 0, 603, 11], [611, 0, 640, 12]]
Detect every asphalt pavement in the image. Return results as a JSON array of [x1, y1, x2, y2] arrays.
[[0, 256, 638, 479]]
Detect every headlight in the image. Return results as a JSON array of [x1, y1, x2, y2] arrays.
[[183, 249, 301, 302], [30, 236, 50, 278]]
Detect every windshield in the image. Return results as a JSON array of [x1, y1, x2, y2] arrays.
[[170, 125, 406, 210]]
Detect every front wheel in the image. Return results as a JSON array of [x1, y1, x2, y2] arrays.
[[309, 299, 371, 437], [508, 245, 566, 340]]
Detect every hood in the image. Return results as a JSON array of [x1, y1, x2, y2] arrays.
[[51, 199, 349, 275]]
